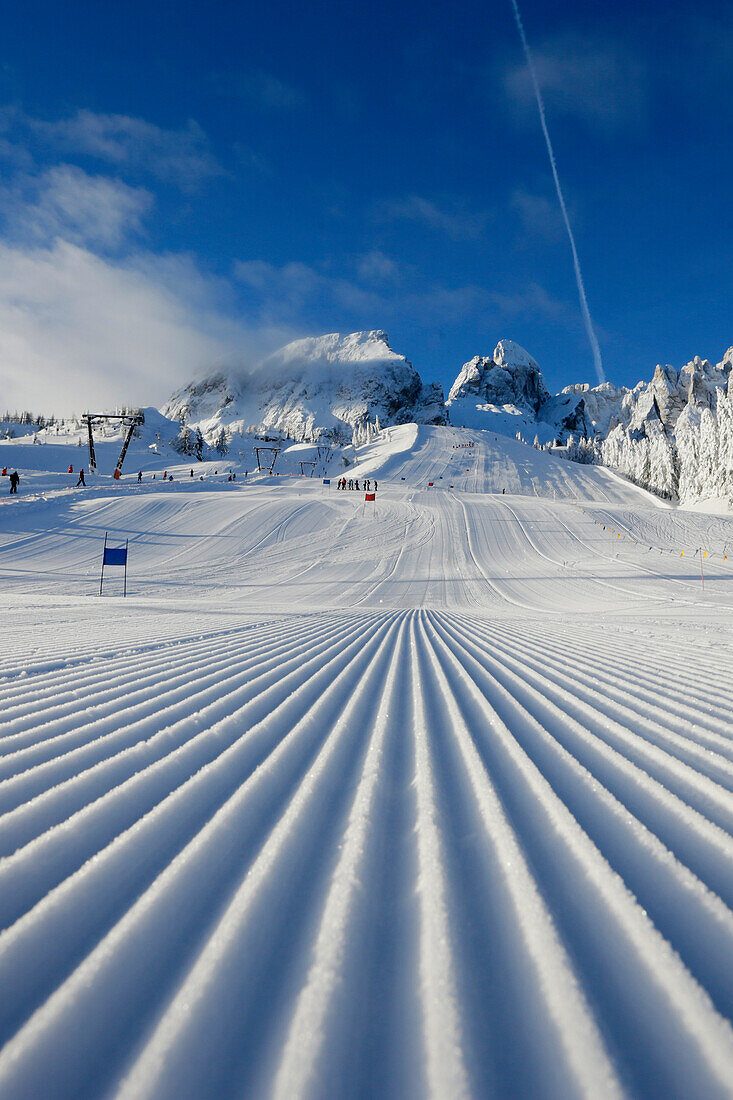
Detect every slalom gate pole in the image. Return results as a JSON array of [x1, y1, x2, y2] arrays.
[[700, 548, 704, 591], [99, 531, 107, 596], [124, 539, 128, 597]]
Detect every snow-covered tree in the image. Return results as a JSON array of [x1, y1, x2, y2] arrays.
[[214, 427, 230, 457]]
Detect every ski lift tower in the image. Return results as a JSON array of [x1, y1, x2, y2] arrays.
[[299, 460, 317, 477], [254, 446, 280, 474], [315, 444, 332, 474], [83, 410, 144, 477]]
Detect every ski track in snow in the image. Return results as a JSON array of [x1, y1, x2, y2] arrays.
[[0, 425, 732, 1098]]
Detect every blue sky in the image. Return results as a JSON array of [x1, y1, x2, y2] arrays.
[[0, 0, 731, 412]]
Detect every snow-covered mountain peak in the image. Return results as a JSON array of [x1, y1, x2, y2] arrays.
[[163, 330, 446, 443], [257, 330, 398, 370], [492, 339, 540, 372], [251, 330, 409, 390], [447, 339, 550, 416]]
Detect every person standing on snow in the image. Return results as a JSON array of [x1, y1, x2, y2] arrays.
[[138, 470, 142, 482], [76, 469, 86, 487], [9, 470, 19, 494], [373, 480, 378, 492]]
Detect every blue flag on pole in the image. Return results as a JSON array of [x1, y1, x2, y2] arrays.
[[100, 532, 129, 596], [323, 478, 330, 485], [103, 546, 128, 566]]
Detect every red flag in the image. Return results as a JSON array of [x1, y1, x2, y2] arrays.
[[365, 492, 375, 502]]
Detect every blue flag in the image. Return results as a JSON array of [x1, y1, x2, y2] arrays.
[[103, 546, 127, 566]]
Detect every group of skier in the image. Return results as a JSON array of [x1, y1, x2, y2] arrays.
[[337, 477, 377, 492], [4, 465, 88, 495], [3, 464, 380, 495]]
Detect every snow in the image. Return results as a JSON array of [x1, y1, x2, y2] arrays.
[[0, 423, 732, 1098], [155, 329, 733, 507]]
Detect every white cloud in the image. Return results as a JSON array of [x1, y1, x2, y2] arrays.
[[504, 33, 647, 132], [5, 165, 152, 249], [29, 109, 222, 187], [355, 250, 401, 283], [489, 282, 568, 320], [375, 195, 492, 240], [510, 188, 564, 243], [234, 256, 494, 327], [0, 240, 290, 414]]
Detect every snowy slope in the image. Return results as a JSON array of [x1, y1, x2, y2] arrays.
[[0, 425, 732, 1098]]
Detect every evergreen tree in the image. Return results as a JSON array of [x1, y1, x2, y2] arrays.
[[215, 427, 230, 457], [194, 429, 205, 461]]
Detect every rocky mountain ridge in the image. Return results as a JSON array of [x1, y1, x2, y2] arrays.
[[163, 330, 733, 502], [163, 330, 446, 444]]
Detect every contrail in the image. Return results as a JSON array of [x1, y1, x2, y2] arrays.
[[509, 0, 605, 383]]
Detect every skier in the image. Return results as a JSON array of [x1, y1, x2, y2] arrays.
[[502, 488, 505, 494], [374, 480, 378, 492], [137, 470, 142, 483], [68, 465, 73, 474], [9, 470, 19, 494], [348, 479, 353, 490], [76, 468, 86, 487], [355, 479, 360, 492], [190, 469, 194, 478]]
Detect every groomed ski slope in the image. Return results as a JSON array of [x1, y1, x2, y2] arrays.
[[0, 425, 732, 1099]]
